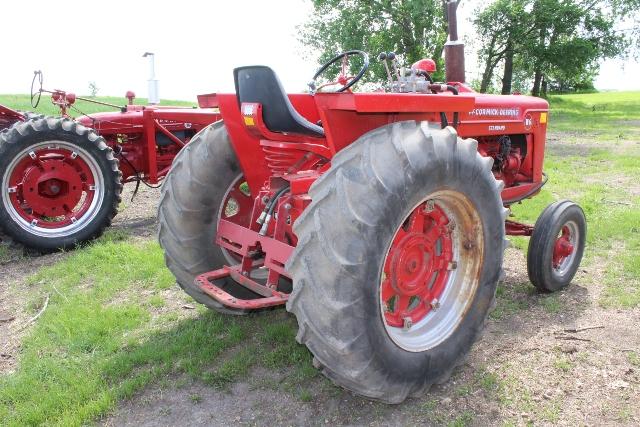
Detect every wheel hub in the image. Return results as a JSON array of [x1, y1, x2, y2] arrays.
[[553, 226, 574, 268], [390, 233, 434, 296], [382, 202, 454, 328], [22, 161, 84, 216]]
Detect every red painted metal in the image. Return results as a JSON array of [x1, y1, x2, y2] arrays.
[[196, 265, 289, 309], [7, 146, 96, 228], [412, 58, 437, 73], [505, 220, 534, 236], [553, 226, 574, 268], [0, 104, 25, 131], [381, 202, 454, 327], [76, 105, 220, 184]]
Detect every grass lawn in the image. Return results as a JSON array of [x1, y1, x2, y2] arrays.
[[1, 91, 639, 426]]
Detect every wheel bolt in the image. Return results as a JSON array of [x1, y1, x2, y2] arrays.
[[402, 317, 413, 331], [424, 200, 435, 212], [447, 261, 457, 271], [430, 298, 441, 310]]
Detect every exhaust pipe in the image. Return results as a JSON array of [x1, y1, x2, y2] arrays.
[[444, 1, 465, 83]]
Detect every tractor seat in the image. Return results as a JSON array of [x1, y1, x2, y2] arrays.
[[234, 66, 325, 138]]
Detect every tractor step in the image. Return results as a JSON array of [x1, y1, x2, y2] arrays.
[[195, 265, 289, 309]]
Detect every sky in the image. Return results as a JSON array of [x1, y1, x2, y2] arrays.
[[2, 0, 638, 102]]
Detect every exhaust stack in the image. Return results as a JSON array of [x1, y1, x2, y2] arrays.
[[444, 1, 465, 83]]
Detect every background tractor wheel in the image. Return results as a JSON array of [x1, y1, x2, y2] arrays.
[[0, 117, 122, 251], [286, 121, 508, 403], [527, 200, 586, 292], [18, 110, 45, 121], [158, 121, 257, 315]]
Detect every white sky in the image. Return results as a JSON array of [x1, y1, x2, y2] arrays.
[[2, 0, 638, 102]]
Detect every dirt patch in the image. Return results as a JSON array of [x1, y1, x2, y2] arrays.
[[546, 132, 640, 157], [0, 184, 162, 373]]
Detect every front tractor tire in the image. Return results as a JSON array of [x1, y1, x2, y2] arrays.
[[527, 200, 586, 292], [286, 121, 508, 403], [158, 121, 255, 315], [0, 117, 122, 251]]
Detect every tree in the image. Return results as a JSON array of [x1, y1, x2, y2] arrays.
[[473, 0, 531, 93], [88, 81, 99, 97], [474, 0, 637, 96], [300, 0, 452, 84]]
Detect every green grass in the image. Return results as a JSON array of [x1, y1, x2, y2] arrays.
[[0, 233, 314, 426], [548, 91, 640, 140], [0, 94, 195, 117]]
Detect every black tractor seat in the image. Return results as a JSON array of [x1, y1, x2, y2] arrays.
[[234, 66, 325, 138]]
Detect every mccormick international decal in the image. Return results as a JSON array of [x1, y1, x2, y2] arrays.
[[469, 108, 520, 117]]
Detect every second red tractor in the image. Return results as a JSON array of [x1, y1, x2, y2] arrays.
[[0, 75, 220, 251]]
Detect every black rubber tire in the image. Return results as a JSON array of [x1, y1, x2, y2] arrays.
[[527, 200, 586, 292], [0, 117, 122, 251], [158, 121, 253, 315], [286, 121, 508, 403], [17, 110, 45, 121]]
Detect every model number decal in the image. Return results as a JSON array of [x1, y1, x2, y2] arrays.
[[488, 125, 506, 131]]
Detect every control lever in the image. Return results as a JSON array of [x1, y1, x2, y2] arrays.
[[387, 52, 401, 79], [378, 52, 394, 86]]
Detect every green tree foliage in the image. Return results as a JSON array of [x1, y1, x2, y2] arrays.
[[474, 0, 638, 96], [300, 0, 452, 83]]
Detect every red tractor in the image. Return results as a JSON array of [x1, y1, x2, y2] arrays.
[[158, 2, 586, 403], [0, 73, 220, 251]]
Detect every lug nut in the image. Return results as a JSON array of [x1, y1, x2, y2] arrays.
[[424, 200, 435, 212], [402, 317, 413, 331], [447, 261, 458, 270], [430, 298, 441, 310]]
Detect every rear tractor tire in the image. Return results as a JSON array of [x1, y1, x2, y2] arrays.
[[158, 121, 257, 315], [286, 121, 508, 403], [0, 117, 122, 251], [527, 200, 586, 292]]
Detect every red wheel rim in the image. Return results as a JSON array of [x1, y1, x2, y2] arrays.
[[379, 191, 485, 352], [2, 141, 104, 237], [218, 175, 254, 265], [382, 201, 454, 328], [553, 225, 575, 270], [220, 176, 253, 227]]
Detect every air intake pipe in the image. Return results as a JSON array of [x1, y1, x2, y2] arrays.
[[444, 1, 465, 83]]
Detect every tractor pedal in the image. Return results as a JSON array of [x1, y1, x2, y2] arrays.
[[195, 266, 288, 310]]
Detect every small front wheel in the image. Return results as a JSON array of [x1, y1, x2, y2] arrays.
[[527, 200, 586, 292]]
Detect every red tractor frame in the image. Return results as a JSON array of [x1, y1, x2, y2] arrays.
[[158, 2, 586, 403], [0, 77, 220, 251]]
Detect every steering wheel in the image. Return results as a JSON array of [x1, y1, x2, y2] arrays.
[[31, 70, 43, 108], [310, 50, 369, 93]]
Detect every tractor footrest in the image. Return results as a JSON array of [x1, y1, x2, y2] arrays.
[[195, 266, 288, 310]]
